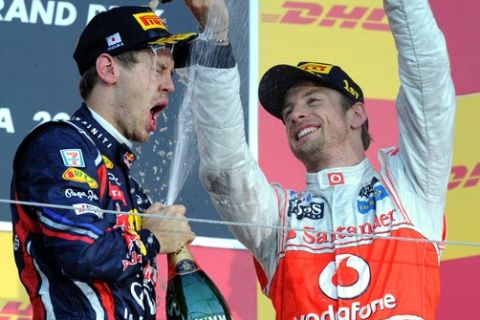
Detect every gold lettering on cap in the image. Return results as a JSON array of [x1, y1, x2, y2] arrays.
[[133, 12, 167, 31]]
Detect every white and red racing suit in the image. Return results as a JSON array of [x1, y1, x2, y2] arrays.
[[192, 0, 456, 319]]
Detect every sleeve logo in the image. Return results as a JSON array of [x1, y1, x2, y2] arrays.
[[60, 149, 85, 168], [62, 168, 98, 188]]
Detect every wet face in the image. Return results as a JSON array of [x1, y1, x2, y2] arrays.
[[112, 48, 175, 142], [281, 82, 350, 167]]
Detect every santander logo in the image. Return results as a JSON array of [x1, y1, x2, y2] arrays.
[[319, 254, 370, 300]]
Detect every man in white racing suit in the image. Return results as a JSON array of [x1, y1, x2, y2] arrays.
[[192, 0, 455, 318]]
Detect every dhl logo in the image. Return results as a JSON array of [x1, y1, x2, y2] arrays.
[[133, 12, 167, 31], [262, 1, 389, 32], [0, 300, 32, 318], [300, 62, 333, 74], [449, 162, 480, 190], [62, 168, 98, 189]]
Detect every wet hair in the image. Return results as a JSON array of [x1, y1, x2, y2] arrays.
[[338, 94, 372, 151], [78, 50, 142, 100]]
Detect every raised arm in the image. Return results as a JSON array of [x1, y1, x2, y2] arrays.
[[185, 0, 281, 254], [385, 0, 456, 202]]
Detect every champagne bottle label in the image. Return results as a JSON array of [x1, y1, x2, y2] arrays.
[[176, 259, 199, 274], [166, 246, 232, 320]]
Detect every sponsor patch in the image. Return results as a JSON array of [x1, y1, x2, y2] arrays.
[[72, 203, 104, 218], [287, 192, 325, 220], [62, 168, 98, 188], [357, 177, 389, 214], [64, 188, 99, 201], [300, 62, 333, 75], [102, 155, 114, 169], [328, 172, 344, 186], [123, 152, 136, 169], [133, 12, 166, 31], [109, 183, 127, 206], [106, 32, 123, 51], [60, 149, 85, 167]]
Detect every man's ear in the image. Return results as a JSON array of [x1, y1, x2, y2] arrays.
[[96, 53, 119, 84], [350, 102, 367, 130]]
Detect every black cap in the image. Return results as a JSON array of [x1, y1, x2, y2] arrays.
[[258, 61, 364, 120], [73, 6, 198, 75]]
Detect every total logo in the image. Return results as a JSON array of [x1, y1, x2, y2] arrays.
[[262, 1, 389, 32], [319, 254, 370, 300]]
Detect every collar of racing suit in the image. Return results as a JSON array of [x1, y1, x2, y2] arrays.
[[71, 104, 137, 171], [306, 158, 375, 190], [87, 105, 134, 149]]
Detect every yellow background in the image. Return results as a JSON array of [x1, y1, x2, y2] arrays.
[[442, 93, 480, 260]]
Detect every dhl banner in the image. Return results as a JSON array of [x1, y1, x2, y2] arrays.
[[258, 0, 480, 319]]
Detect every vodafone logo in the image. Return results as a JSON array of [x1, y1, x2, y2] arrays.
[[327, 172, 344, 186], [319, 254, 370, 300]]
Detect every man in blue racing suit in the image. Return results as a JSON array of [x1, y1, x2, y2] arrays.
[[9, 2, 234, 319]]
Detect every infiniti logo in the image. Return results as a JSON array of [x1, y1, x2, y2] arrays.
[[319, 254, 371, 300]]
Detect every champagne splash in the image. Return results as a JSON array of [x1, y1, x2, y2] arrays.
[[165, 76, 198, 205], [162, 0, 248, 207]]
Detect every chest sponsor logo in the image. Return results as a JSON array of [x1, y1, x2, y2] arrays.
[[108, 172, 122, 186], [302, 210, 396, 245], [72, 203, 103, 218], [64, 188, 99, 201], [320, 254, 370, 300], [288, 197, 325, 220], [357, 177, 388, 214], [294, 293, 398, 320], [60, 149, 85, 167], [109, 183, 127, 206], [308, 254, 398, 320], [62, 168, 98, 188]]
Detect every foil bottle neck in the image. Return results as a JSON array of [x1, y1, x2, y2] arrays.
[[167, 245, 200, 278]]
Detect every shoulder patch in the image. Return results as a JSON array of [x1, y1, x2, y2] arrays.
[[60, 149, 85, 167]]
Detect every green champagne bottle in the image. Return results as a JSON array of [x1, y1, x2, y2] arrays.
[[166, 245, 233, 320]]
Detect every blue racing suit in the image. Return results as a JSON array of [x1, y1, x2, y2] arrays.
[[11, 104, 160, 320]]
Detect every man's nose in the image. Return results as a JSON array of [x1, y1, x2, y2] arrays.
[[290, 106, 307, 122], [160, 74, 175, 93]]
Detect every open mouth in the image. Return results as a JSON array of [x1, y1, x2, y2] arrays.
[[149, 104, 166, 132]]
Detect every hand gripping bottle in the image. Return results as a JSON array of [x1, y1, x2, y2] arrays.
[[166, 246, 232, 320]]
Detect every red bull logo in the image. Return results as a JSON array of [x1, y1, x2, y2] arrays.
[[123, 152, 136, 169]]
